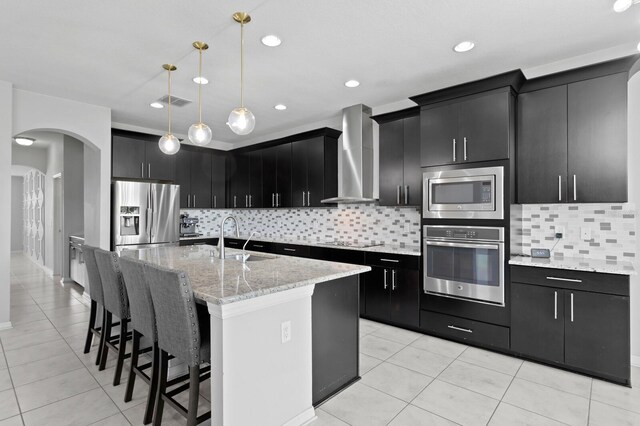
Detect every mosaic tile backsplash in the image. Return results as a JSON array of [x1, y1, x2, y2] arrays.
[[511, 203, 637, 263], [181, 204, 421, 246]]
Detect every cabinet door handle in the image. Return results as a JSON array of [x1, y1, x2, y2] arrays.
[[249, 194, 252, 207], [234, 195, 237, 208], [141, 162, 144, 178], [283, 248, 296, 252], [253, 244, 264, 248], [245, 195, 248, 208], [214, 195, 217, 208], [193, 195, 196, 207], [277, 193, 280, 207], [573, 175, 577, 201], [463, 137, 467, 161], [397, 186, 401, 204], [392, 270, 396, 290], [558, 175, 562, 201], [187, 194, 191, 208], [570, 292, 574, 322], [272, 193, 275, 208], [383, 269, 388, 290], [148, 163, 151, 178], [380, 258, 400, 263], [447, 325, 472, 333], [554, 291, 558, 320], [546, 276, 582, 283], [452, 139, 457, 162], [404, 186, 409, 205], [302, 191, 306, 207], [307, 191, 311, 206]]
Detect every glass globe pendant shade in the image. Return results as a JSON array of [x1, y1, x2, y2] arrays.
[[158, 133, 180, 155], [188, 122, 212, 146], [227, 107, 255, 135]]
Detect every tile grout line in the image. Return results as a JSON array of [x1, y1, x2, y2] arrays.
[[587, 378, 593, 425], [0, 334, 26, 425]]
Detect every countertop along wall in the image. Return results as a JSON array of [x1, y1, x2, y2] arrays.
[[628, 70, 640, 366]]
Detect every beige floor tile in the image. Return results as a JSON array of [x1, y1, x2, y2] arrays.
[[458, 346, 523, 376], [361, 362, 433, 402], [438, 359, 513, 400], [88, 413, 131, 425], [22, 388, 119, 426], [388, 404, 458, 426], [321, 382, 407, 426], [387, 346, 454, 377], [48, 311, 90, 328], [38, 298, 84, 311], [102, 374, 151, 410], [9, 352, 85, 387], [360, 353, 383, 375], [0, 415, 23, 426], [0, 389, 20, 421], [412, 379, 499, 426], [591, 378, 640, 415], [360, 335, 406, 361], [0, 370, 12, 392], [9, 310, 47, 325], [0, 354, 6, 371], [516, 361, 592, 398], [503, 378, 589, 426], [370, 325, 422, 345], [360, 322, 383, 338], [589, 400, 640, 426], [489, 402, 566, 426], [15, 368, 99, 412], [0, 328, 63, 351], [0, 319, 54, 339], [409, 334, 468, 358], [313, 409, 350, 426], [4, 339, 73, 367]]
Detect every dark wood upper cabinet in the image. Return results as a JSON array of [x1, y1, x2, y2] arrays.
[[145, 141, 175, 181], [289, 136, 338, 207], [262, 146, 278, 207], [174, 149, 191, 208], [517, 72, 628, 203], [112, 133, 175, 181], [376, 112, 421, 206], [249, 151, 263, 208], [517, 86, 569, 203], [291, 140, 308, 208], [275, 144, 291, 208], [174, 149, 212, 209], [227, 152, 250, 208], [568, 73, 628, 203], [420, 90, 512, 167], [211, 151, 226, 209]]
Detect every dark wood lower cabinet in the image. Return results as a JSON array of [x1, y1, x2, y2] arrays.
[[364, 266, 419, 328], [364, 267, 390, 322]]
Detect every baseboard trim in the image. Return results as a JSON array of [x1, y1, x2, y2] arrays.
[[0, 321, 13, 331], [285, 407, 316, 426], [632, 355, 640, 368]]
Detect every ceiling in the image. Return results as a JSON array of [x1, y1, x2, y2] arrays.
[[2, 0, 639, 149]]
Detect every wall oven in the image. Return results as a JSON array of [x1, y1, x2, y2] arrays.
[[424, 225, 505, 306], [423, 166, 504, 220]]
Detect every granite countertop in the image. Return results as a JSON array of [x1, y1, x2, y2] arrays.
[[509, 254, 636, 276], [120, 245, 371, 305], [180, 233, 421, 257]]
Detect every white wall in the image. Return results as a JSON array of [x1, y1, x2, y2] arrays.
[[12, 145, 47, 172], [44, 134, 63, 273], [62, 135, 84, 279], [10, 177, 23, 252], [0, 81, 13, 327], [628, 71, 640, 366]]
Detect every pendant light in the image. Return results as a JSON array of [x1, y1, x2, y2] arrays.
[[188, 41, 213, 146], [227, 12, 256, 136], [159, 64, 181, 155]]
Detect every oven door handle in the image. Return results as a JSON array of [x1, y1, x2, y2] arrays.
[[425, 241, 500, 250]]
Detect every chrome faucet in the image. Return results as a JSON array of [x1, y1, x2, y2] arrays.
[[217, 215, 240, 259]]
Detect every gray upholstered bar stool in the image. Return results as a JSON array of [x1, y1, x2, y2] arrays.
[[81, 245, 106, 365], [119, 256, 159, 425], [94, 249, 132, 385], [144, 264, 211, 426]]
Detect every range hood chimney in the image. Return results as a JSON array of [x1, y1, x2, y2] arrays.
[[321, 104, 377, 204]]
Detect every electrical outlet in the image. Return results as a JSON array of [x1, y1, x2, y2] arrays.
[[554, 226, 565, 237], [281, 321, 291, 344], [581, 227, 592, 240]]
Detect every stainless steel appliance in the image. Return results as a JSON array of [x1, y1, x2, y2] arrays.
[[424, 225, 505, 306], [180, 214, 201, 237], [112, 180, 180, 249], [422, 166, 504, 220]]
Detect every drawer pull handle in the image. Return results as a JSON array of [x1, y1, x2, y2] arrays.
[[253, 244, 264, 248], [546, 276, 582, 283], [448, 325, 472, 333], [284, 248, 296, 252], [554, 291, 558, 320], [380, 258, 400, 263]]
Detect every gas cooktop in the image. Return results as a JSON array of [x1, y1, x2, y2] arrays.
[[323, 240, 384, 249]]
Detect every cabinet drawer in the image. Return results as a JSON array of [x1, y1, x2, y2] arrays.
[[224, 239, 244, 249], [276, 243, 311, 258], [365, 252, 419, 270], [511, 265, 629, 296], [420, 310, 509, 350], [245, 241, 273, 253], [311, 247, 366, 265], [179, 238, 218, 247]]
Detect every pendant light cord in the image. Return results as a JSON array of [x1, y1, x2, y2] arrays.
[[240, 20, 244, 108], [167, 68, 172, 134], [198, 48, 203, 124]]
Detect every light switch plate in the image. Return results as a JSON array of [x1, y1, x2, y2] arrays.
[[531, 248, 551, 258]]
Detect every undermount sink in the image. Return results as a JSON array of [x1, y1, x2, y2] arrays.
[[224, 253, 275, 262]]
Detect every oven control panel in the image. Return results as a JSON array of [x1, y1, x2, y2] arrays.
[[425, 226, 504, 242]]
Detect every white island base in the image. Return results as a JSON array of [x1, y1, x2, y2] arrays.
[[207, 285, 317, 426]]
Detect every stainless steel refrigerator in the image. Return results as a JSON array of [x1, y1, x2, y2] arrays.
[[112, 180, 180, 249]]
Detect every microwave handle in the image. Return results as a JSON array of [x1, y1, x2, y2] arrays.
[[425, 241, 500, 250]]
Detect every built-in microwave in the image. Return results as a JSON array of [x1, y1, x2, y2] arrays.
[[422, 166, 504, 220]]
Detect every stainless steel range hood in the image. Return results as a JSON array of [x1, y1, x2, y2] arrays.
[[321, 104, 377, 204]]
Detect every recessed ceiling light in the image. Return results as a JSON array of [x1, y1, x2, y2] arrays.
[[453, 41, 475, 53], [14, 137, 35, 146], [261, 35, 282, 47], [150, 102, 164, 109], [613, 0, 633, 12], [193, 76, 209, 85], [274, 104, 287, 110], [344, 80, 360, 88]]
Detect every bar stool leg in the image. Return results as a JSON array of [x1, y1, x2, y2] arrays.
[[113, 318, 129, 386], [96, 307, 107, 366], [99, 311, 112, 371], [124, 330, 140, 402], [143, 342, 160, 425], [84, 300, 97, 354], [152, 350, 169, 426], [186, 365, 200, 426]]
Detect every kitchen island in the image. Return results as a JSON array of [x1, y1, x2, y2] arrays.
[[121, 244, 371, 426]]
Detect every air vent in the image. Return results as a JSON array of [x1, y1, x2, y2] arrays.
[[157, 95, 192, 107]]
